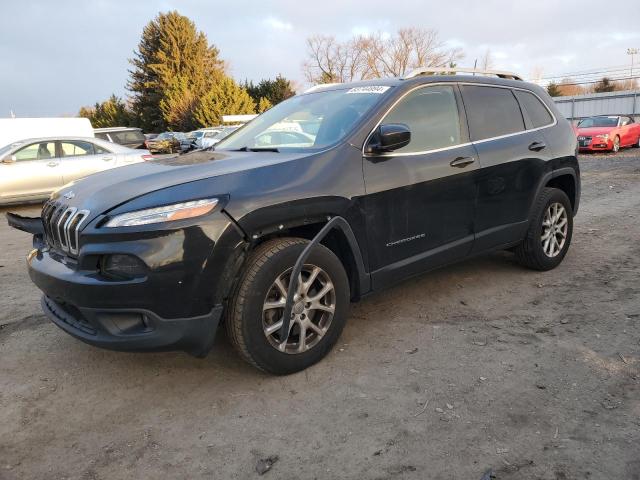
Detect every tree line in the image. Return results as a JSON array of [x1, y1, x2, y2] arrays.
[[80, 13, 467, 131], [546, 77, 638, 97], [80, 11, 295, 132]]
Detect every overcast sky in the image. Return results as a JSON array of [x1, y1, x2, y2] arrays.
[[2, 0, 639, 117]]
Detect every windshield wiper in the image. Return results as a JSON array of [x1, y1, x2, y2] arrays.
[[234, 146, 280, 152]]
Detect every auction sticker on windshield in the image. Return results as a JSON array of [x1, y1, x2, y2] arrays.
[[346, 86, 390, 94]]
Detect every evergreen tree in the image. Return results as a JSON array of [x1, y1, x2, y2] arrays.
[[546, 82, 561, 97], [257, 97, 273, 113], [193, 76, 256, 127], [244, 75, 295, 106], [128, 11, 224, 131], [593, 77, 615, 93], [79, 95, 133, 128]]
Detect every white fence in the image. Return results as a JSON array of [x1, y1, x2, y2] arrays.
[[553, 90, 640, 121]]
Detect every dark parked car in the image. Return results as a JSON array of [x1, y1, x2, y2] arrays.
[[8, 68, 580, 374], [144, 132, 185, 154], [94, 127, 147, 149]]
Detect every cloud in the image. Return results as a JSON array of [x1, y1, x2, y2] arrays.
[[3, 0, 640, 116], [263, 17, 293, 31]]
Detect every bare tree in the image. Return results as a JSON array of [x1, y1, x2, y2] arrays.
[[479, 49, 493, 70], [529, 66, 544, 83], [557, 78, 585, 97], [303, 28, 463, 85]]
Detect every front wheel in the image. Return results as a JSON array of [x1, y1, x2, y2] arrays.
[[514, 187, 573, 271], [612, 135, 620, 153], [226, 238, 350, 374], [633, 136, 640, 148]]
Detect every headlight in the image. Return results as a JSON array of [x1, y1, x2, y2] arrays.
[[104, 198, 218, 227], [595, 134, 609, 140]]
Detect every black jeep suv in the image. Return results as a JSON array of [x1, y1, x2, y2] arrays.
[[9, 70, 580, 374]]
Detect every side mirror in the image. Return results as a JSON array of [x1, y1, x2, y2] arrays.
[[2, 155, 17, 164], [365, 123, 411, 154]]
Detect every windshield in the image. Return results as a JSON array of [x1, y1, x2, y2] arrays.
[[156, 133, 172, 140], [216, 86, 392, 151], [578, 116, 619, 128], [0, 143, 17, 158]]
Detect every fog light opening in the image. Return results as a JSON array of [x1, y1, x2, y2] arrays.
[[101, 254, 147, 280]]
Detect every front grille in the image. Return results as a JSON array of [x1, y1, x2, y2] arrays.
[[41, 201, 90, 256], [578, 136, 592, 147]]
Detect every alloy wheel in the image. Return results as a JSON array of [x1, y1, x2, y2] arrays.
[[541, 202, 568, 258], [613, 136, 620, 153], [262, 264, 336, 354]]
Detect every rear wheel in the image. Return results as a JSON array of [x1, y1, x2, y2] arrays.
[[514, 187, 573, 271], [633, 135, 640, 148], [226, 238, 350, 374]]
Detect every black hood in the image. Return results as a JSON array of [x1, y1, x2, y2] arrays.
[[51, 149, 313, 220]]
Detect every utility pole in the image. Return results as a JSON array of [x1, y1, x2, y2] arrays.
[[627, 48, 639, 78]]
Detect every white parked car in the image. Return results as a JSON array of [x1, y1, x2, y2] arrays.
[[200, 126, 241, 149], [0, 117, 94, 149], [193, 128, 222, 148], [0, 137, 152, 205]]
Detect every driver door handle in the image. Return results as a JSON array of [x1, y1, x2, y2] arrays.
[[450, 156, 476, 168], [102, 156, 114, 161], [47, 161, 58, 167]]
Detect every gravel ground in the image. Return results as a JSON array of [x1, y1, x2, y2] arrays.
[[0, 151, 639, 480]]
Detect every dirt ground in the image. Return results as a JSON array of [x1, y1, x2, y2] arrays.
[[1, 152, 639, 480]]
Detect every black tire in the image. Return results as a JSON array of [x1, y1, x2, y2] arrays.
[[514, 187, 573, 271], [633, 136, 640, 148], [226, 237, 350, 374]]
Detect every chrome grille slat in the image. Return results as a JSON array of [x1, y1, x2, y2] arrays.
[[40, 201, 89, 256]]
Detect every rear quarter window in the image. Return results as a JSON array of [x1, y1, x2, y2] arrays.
[[460, 85, 525, 141], [514, 90, 554, 129]]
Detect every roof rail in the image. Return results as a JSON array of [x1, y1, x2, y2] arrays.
[[403, 67, 523, 81]]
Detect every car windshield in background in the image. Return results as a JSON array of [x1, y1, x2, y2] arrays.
[[216, 86, 393, 151], [578, 117, 619, 128], [0, 143, 16, 158]]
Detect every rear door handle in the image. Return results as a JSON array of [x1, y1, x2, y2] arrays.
[[102, 156, 114, 161], [47, 161, 58, 167], [450, 156, 476, 168], [528, 141, 546, 152]]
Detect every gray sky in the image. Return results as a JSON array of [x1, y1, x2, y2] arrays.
[[2, 0, 639, 117]]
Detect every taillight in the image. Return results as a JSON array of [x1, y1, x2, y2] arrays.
[[142, 154, 154, 161]]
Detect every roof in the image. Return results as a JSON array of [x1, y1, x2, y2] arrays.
[[2, 136, 140, 153], [94, 127, 143, 132]]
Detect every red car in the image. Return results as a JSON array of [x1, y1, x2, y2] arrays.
[[575, 115, 640, 152]]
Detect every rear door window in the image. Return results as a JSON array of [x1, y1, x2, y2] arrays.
[[514, 90, 554, 129], [60, 140, 95, 157], [382, 85, 462, 153], [460, 85, 525, 141], [93, 143, 112, 154]]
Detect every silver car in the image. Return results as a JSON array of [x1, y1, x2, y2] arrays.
[[0, 136, 152, 205]]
